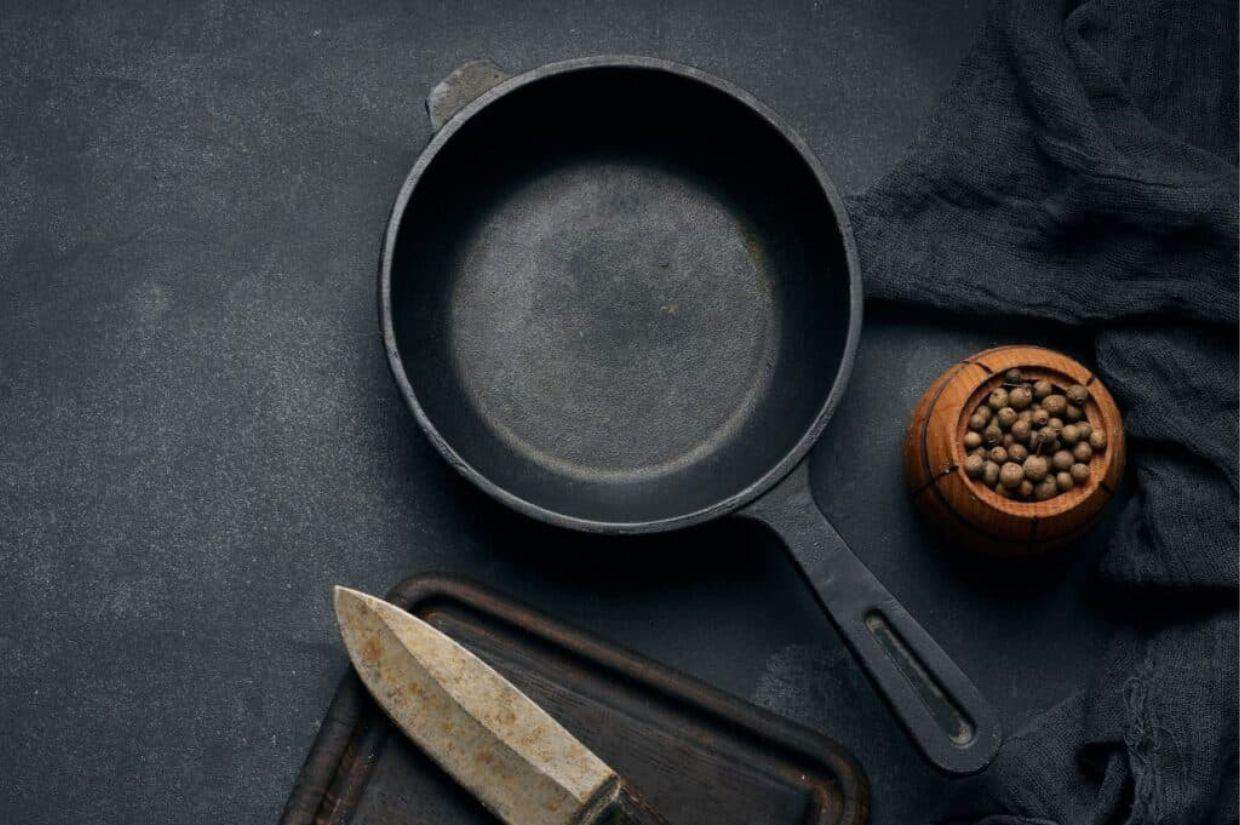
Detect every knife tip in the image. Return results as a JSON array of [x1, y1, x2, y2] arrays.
[[332, 585, 368, 619], [334, 584, 395, 620]]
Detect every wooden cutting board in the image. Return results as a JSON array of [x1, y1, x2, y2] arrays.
[[279, 575, 868, 825]]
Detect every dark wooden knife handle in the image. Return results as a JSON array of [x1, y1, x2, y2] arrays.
[[592, 782, 670, 825]]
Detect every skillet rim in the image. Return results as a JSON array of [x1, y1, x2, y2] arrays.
[[379, 54, 863, 535]]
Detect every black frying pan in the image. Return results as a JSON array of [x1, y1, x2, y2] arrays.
[[381, 56, 1000, 774]]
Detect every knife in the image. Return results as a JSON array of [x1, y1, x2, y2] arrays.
[[333, 586, 670, 825]]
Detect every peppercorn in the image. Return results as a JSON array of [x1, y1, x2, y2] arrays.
[[963, 453, 985, 478], [1027, 429, 1044, 450], [964, 431, 983, 450], [975, 405, 993, 424], [1008, 386, 1033, 409], [1065, 404, 1083, 422], [988, 388, 1009, 410], [1004, 368, 1024, 384], [1048, 417, 1064, 431], [1060, 424, 1080, 445], [990, 446, 1008, 464], [1066, 384, 1089, 405], [1070, 462, 1090, 483], [1002, 433, 1015, 447], [997, 407, 1017, 429], [1010, 420, 1032, 442], [984, 423, 1004, 446], [1088, 429, 1107, 451], [1023, 455, 1049, 482], [1056, 471, 1074, 492], [1034, 427, 1060, 452], [1052, 450, 1074, 471], [1018, 408, 1033, 422], [1031, 408, 1050, 427], [1018, 480, 1034, 499], [968, 412, 988, 431], [1073, 442, 1093, 462], [982, 460, 1001, 486], [1000, 462, 1024, 488], [1035, 479, 1058, 500], [1033, 380, 1053, 400], [1075, 422, 1092, 439], [1008, 443, 1028, 462], [994, 483, 1013, 498], [1042, 394, 1067, 416]]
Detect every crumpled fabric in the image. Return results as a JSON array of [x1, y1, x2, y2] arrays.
[[846, 0, 1239, 822]]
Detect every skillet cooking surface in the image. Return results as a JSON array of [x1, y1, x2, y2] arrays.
[[388, 65, 853, 525]]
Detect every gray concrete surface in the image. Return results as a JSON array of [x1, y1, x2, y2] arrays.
[[0, 1, 1120, 822]]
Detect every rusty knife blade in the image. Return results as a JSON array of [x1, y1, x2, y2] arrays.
[[333, 586, 625, 825]]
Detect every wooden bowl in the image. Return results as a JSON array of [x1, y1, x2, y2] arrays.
[[903, 345, 1125, 556]]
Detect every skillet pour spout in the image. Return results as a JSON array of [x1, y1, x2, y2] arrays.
[[381, 55, 1002, 774]]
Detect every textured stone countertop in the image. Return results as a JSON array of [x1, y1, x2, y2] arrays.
[[0, 2, 1120, 822]]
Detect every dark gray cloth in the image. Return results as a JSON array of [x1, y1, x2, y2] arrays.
[[847, 1, 1238, 823]]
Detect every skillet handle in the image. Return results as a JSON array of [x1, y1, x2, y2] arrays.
[[426, 60, 510, 131], [741, 463, 1002, 775]]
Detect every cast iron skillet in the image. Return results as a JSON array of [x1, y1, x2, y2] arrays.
[[381, 56, 1001, 774]]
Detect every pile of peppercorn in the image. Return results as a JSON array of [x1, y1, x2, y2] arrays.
[[962, 368, 1109, 501]]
